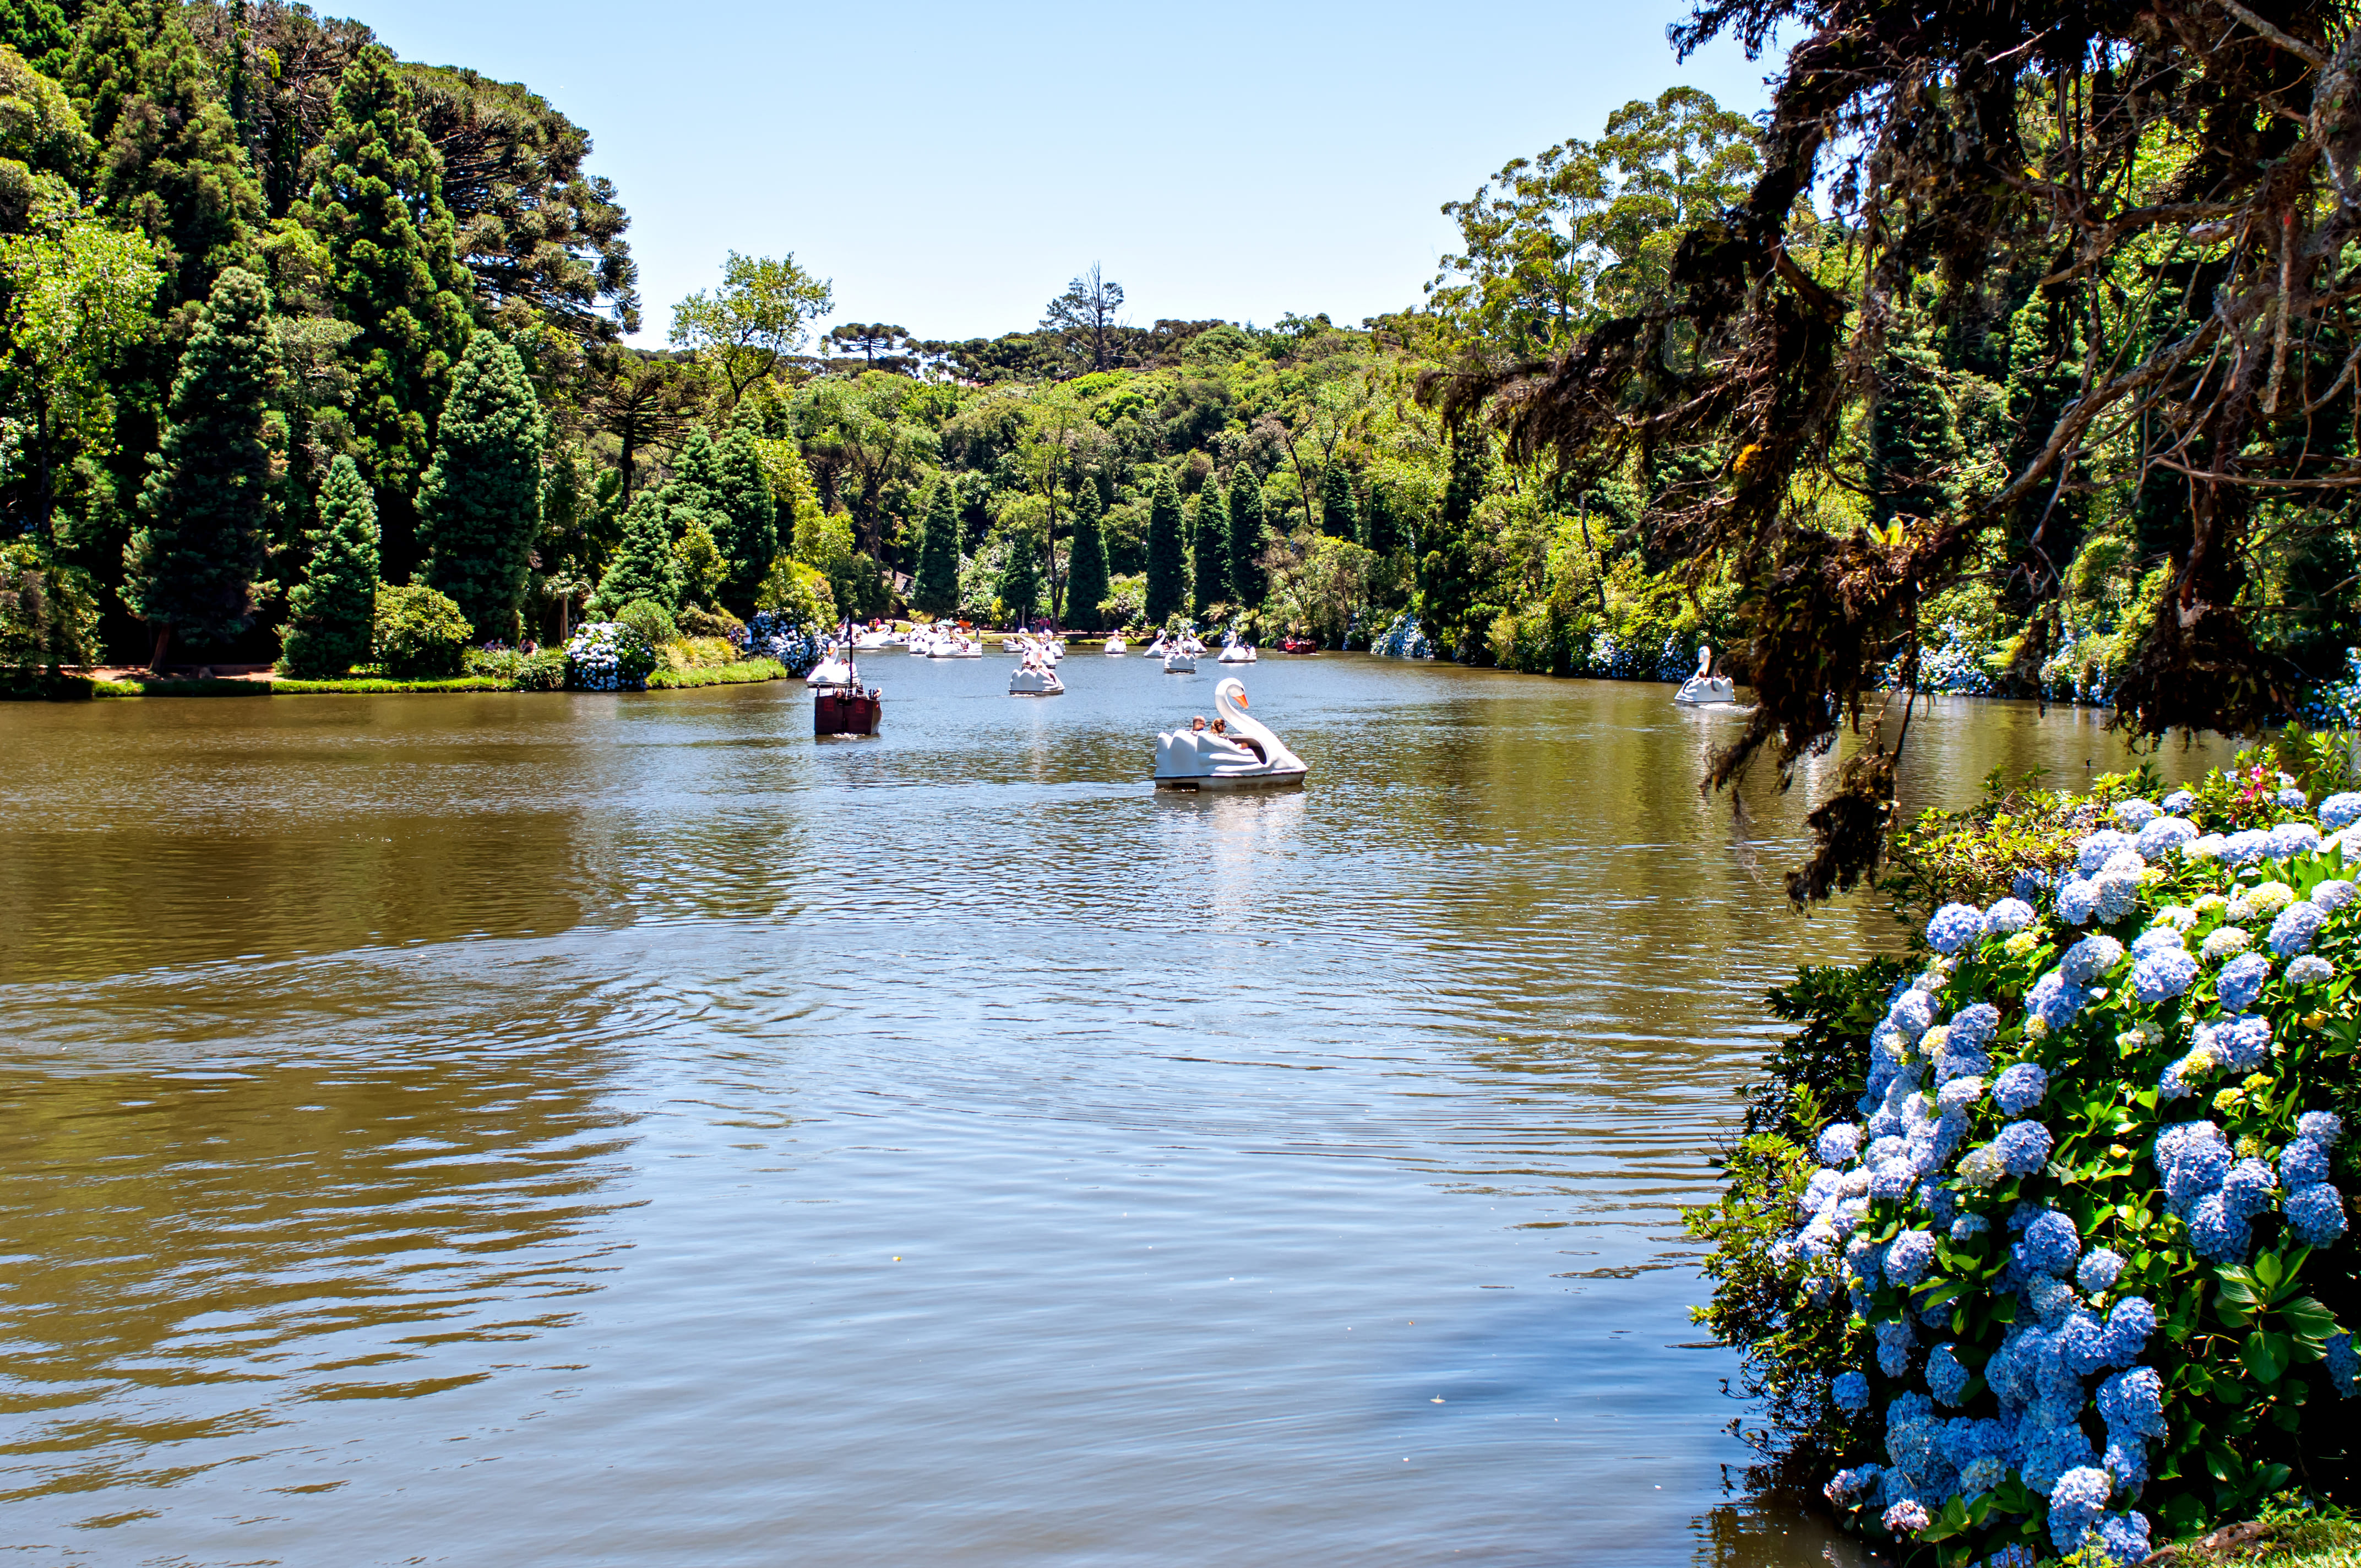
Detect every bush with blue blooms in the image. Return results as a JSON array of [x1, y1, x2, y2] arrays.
[[741, 611, 822, 676], [1688, 747, 2361, 1567], [563, 621, 656, 691]]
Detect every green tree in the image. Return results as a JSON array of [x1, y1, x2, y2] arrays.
[[1191, 482, 1224, 618], [997, 516, 1043, 624], [1064, 480, 1111, 629], [663, 423, 722, 518], [1144, 469, 1187, 623], [279, 453, 379, 676], [1416, 432, 1488, 660], [1318, 461, 1357, 540], [591, 490, 681, 615], [913, 478, 959, 615], [1226, 472, 1267, 608], [1360, 477, 1403, 557], [0, 2, 69, 77], [122, 264, 278, 666], [297, 43, 475, 581], [668, 251, 833, 408], [416, 329, 545, 643], [708, 423, 776, 616], [66, 0, 263, 310], [1866, 303, 1959, 533]]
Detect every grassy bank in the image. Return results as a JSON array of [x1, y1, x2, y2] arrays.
[[646, 658, 790, 689], [2159, 1516, 2361, 1567], [13, 661, 791, 699]]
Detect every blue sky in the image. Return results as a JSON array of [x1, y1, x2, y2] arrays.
[[360, 1, 1781, 348]]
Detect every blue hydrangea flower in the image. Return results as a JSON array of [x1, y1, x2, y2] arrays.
[[2313, 879, 2357, 911], [2061, 935, 2126, 986], [1993, 1062, 2049, 1116], [2217, 952, 2273, 1013], [2016, 1210, 2080, 1274], [2059, 1308, 2111, 1375], [1816, 1123, 1864, 1165], [2013, 868, 2055, 903], [1924, 1343, 1970, 1405], [1948, 1003, 2000, 1050], [2076, 1247, 2124, 1295], [2298, 1111, 2344, 1145], [2220, 1157, 2277, 1221], [2093, 1512, 2153, 1566], [1938, 1076, 1985, 1114], [2102, 1298, 2157, 1365], [1927, 902, 1985, 955], [2102, 1433, 2151, 1489], [2288, 955, 2335, 985], [2281, 1137, 2331, 1187], [2055, 877, 2101, 926], [1825, 1462, 1883, 1504], [2132, 947, 2198, 1001], [1983, 898, 2036, 935], [2076, 831, 2133, 874], [2048, 1466, 2115, 1553], [2213, 1014, 2273, 1071], [2022, 1424, 2098, 1494], [1950, 1213, 1990, 1242], [2027, 1275, 2080, 1327], [1959, 1455, 2005, 1496], [2286, 1183, 2349, 1247], [2270, 901, 2327, 956], [2163, 788, 2197, 813], [2329, 1333, 2358, 1397], [2158, 1121, 2231, 1215], [2095, 869, 2144, 923], [1882, 1499, 1930, 1536], [2322, 793, 2361, 830], [2028, 970, 2088, 1028], [1886, 1229, 1937, 1286], [2268, 821, 2322, 859], [2221, 829, 2271, 867], [2136, 816, 2199, 858], [1889, 989, 1936, 1041], [2278, 787, 2311, 811], [2097, 1365, 2165, 1438], [1832, 1370, 1870, 1412], [2112, 799, 2161, 831], [2189, 1193, 2251, 1261], [2131, 926, 2185, 959], [1875, 1317, 1916, 1376], [1995, 1120, 2054, 1176]]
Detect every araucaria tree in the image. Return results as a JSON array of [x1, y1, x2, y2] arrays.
[[592, 491, 682, 614], [279, 454, 380, 677], [300, 43, 475, 580], [1192, 482, 1225, 618], [914, 480, 960, 615], [122, 265, 278, 667], [708, 423, 777, 615], [1318, 462, 1357, 540], [1144, 470, 1187, 622], [1064, 481, 1110, 629], [417, 329, 545, 642], [1226, 473, 1266, 608]]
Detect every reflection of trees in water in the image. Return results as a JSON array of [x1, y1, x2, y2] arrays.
[[1692, 1498, 1884, 1567], [0, 1047, 632, 1500]]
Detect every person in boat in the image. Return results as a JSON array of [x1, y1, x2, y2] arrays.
[[1190, 716, 1207, 732]]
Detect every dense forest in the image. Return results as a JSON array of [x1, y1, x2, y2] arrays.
[[1, 3, 2355, 798]]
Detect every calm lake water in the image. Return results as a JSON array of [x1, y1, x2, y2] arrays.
[[0, 655, 2227, 1566]]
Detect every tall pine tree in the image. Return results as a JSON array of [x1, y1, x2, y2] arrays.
[[1318, 462, 1357, 540], [298, 43, 475, 583], [1, 2, 70, 76], [1417, 432, 1490, 659], [1360, 477, 1403, 557], [913, 479, 960, 615], [1226, 472, 1266, 609], [417, 329, 544, 643], [709, 424, 776, 617], [663, 424, 722, 521], [1144, 470, 1186, 623], [122, 265, 278, 666], [1064, 481, 1111, 630], [279, 454, 380, 677], [591, 491, 682, 615], [1191, 482, 1225, 618]]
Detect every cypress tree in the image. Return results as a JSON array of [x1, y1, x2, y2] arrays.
[[122, 265, 278, 667], [66, 0, 262, 310], [1318, 462, 1358, 540], [1191, 482, 1225, 618], [591, 491, 682, 615], [709, 424, 777, 617], [1361, 477, 1402, 557], [298, 44, 475, 582], [417, 329, 545, 643], [998, 519, 1043, 625], [4, 2, 71, 79], [663, 424, 723, 522], [1227, 472, 1267, 608], [1064, 481, 1111, 630], [1144, 470, 1186, 623], [914, 480, 960, 615], [279, 455, 380, 677]]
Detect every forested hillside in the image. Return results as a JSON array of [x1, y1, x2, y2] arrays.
[[1, 0, 2354, 754]]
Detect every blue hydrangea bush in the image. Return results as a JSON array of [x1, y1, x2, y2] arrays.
[[1694, 766, 2361, 1566], [741, 611, 820, 677], [564, 621, 656, 692]]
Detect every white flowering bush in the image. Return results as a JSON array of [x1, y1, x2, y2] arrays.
[[1368, 611, 1433, 660], [742, 611, 820, 676], [564, 620, 656, 691], [1693, 753, 2361, 1566]]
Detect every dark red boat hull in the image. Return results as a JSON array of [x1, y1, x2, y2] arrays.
[[815, 690, 882, 735]]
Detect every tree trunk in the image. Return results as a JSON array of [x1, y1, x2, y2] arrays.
[[148, 624, 171, 674]]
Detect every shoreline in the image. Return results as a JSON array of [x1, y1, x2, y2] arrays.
[[4, 660, 791, 700]]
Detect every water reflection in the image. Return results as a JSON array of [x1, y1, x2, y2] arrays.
[[0, 662, 2223, 1565]]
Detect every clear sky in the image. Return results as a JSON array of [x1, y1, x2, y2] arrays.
[[357, 1, 1781, 348]]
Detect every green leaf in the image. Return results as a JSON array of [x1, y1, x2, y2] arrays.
[[2280, 1294, 2338, 1353], [2242, 1330, 2287, 1385], [2255, 1251, 2284, 1291]]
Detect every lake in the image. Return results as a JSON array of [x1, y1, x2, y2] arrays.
[[0, 654, 2226, 1566]]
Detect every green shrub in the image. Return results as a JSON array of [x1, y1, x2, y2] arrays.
[[616, 597, 678, 649], [373, 584, 472, 678], [678, 603, 746, 641], [513, 650, 567, 690]]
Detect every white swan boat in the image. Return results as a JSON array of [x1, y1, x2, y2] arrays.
[[1673, 645, 1738, 706], [1103, 635, 1127, 654], [854, 629, 896, 651], [1163, 647, 1197, 673], [1143, 634, 1168, 658], [1216, 632, 1257, 664], [1154, 678, 1307, 790], [807, 647, 858, 689], [1009, 654, 1064, 695]]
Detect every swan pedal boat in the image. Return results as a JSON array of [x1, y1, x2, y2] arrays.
[[1671, 647, 1738, 706], [1010, 663, 1064, 696], [1162, 650, 1197, 673], [806, 649, 859, 689], [1154, 678, 1307, 790], [1103, 636, 1127, 654]]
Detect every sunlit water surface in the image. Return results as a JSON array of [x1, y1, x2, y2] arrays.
[[0, 655, 2228, 1566]]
